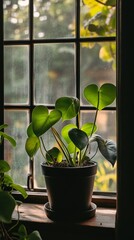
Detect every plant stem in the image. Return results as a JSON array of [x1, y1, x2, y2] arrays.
[[40, 137, 53, 161], [83, 90, 99, 162], [0, 222, 13, 240], [90, 90, 100, 138], [51, 127, 74, 166], [8, 204, 20, 233], [90, 146, 99, 160]]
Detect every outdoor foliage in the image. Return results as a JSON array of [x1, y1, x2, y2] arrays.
[[4, 0, 116, 190]]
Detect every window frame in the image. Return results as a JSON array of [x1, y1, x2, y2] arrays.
[[1, 0, 116, 206]]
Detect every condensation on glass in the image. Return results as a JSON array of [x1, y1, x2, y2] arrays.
[[34, 43, 75, 104], [3, 0, 116, 191], [4, 45, 29, 105], [4, 110, 29, 187]]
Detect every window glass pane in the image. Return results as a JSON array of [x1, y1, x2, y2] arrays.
[[80, 0, 116, 38], [34, 43, 75, 104], [4, 46, 29, 105], [3, 0, 116, 193], [4, 0, 29, 40], [80, 42, 116, 106], [34, 0, 75, 39], [4, 110, 29, 187], [81, 110, 116, 192]]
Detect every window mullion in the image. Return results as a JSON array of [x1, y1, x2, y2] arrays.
[[27, 0, 34, 190], [0, 1, 4, 160]]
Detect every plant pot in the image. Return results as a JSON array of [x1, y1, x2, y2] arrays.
[[41, 161, 97, 222]]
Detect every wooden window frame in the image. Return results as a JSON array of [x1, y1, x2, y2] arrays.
[[3, 0, 134, 240], [2, 1, 134, 239]]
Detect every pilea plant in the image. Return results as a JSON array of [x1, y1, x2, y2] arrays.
[[25, 83, 117, 168]]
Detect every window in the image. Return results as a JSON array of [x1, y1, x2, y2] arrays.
[[1, 0, 116, 194]]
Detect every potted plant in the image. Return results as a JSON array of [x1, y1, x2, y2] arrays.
[[0, 124, 42, 239], [25, 83, 117, 222]]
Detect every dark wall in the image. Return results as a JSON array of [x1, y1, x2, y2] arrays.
[[116, 0, 134, 238]]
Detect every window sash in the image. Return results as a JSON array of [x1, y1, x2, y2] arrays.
[[1, 0, 116, 196]]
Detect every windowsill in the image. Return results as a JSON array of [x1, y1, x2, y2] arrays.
[[12, 202, 116, 240]]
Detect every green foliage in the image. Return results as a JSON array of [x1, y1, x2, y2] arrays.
[[11, 224, 42, 240], [82, 0, 116, 37], [0, 124, 42, 240], [84, 83, 116, 110], [0, 124, 16, 147], [94, 160, 116, 191], [25, 83, 117, 168], [81, 0, 116, 69], [0, 191, 16, 223]]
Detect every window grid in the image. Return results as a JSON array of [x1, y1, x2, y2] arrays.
[[1, 1, 116, 196]]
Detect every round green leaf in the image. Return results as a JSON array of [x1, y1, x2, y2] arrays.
[[0, 160, 10, 173], [3, 174, 13, 185], [0, 132, 16, 147], [68, 128, 89, 150], [55, 97, 80, 121], [27, 123, 36, 137], [0, 124, 8, 131], [25, 136, 40, 158], [28, 230, 42, 240], [46, 147, 63, 163], [0, 191, 16, 223], [32, 106, 61, 136], [18, 224, 27, 237], [12, 183, 28, 199], [61, 123, 77, 143], [84, 83, 116, 110]]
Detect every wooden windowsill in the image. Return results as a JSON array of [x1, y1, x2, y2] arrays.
[[12, 203, 116, 240]]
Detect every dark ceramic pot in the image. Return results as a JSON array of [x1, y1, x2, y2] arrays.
[[41, 161, 97, 221]]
